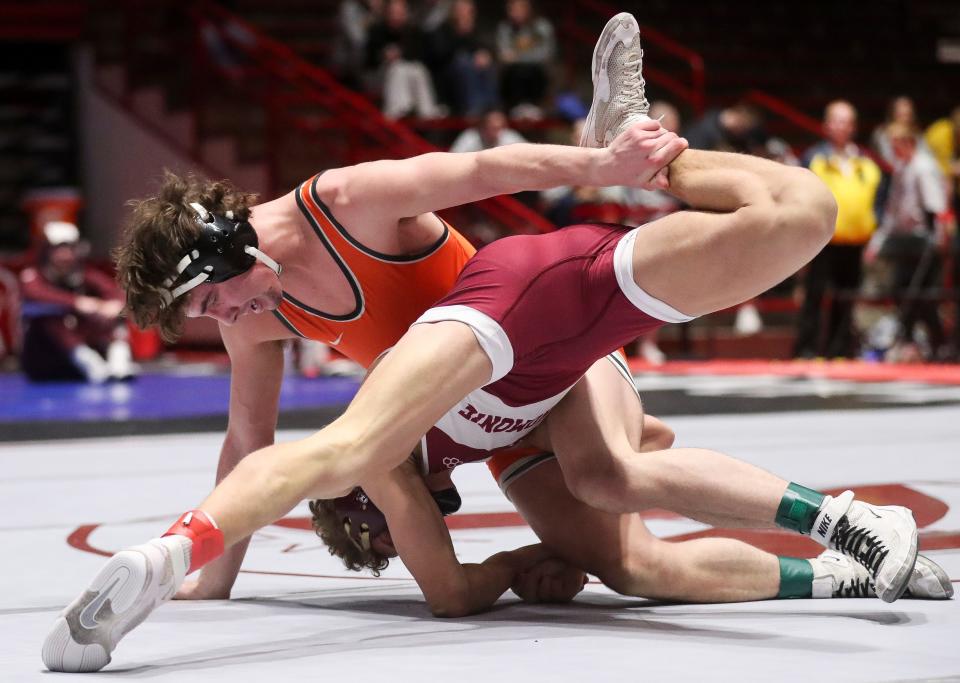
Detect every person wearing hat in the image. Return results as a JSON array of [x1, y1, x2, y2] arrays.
[[19, 221, 136, 383]]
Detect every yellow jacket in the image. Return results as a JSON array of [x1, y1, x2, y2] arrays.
[[924, 118, 956, 177], [805, 143, 882, 245]]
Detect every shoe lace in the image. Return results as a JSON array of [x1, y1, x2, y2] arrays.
[[620, 48, 648, 110], [836, 576, 873, 598], [830, 515, 889, 577]]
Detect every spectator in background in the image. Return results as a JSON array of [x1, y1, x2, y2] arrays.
[[19, 221, 135, 383], [872, 96, 929, 167], [426, 0, 498, 116], [495, 0, 556, 119], [794, 100, 882, 359], [449, 108, 526, 153], [366, 0, 442, 119], [924, 105, 960, 357], [871, 122, 949, 360], [683, 102, 764, 154], [417, 0, 452, 33], [336, 0, 384, 84]]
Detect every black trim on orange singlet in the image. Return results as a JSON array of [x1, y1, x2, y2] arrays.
[[273, 182, 365, 324], [272, 309, 306, 338], [307, 176, 450, 263]]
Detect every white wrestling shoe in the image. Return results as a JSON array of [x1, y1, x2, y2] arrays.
[[580, 11, 650, 149], [811, 549, 953, 599], [42, 535, 190, 672], [812, 491, 918, 603]]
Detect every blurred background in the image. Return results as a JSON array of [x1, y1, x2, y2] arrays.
[[0, 0, 958, 437]]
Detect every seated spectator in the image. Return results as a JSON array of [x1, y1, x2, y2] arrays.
[[495, 0, 556, 119], [426, 0, 498, 116], [335, 0, 384, 84], [871, 122, 949, 360], [449, 108, 526, 153], [19, 221, 135, 383], [366, 0, 442, 119], [683, 102, 764, 154], [872, 95, 930, 167], [795, 100, 882, 359]]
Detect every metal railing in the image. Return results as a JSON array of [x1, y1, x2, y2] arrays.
[[93, 0, 556, 236]]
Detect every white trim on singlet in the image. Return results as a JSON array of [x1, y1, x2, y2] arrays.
[[613, 228, 696, 324], [413, 305, 514, 384]]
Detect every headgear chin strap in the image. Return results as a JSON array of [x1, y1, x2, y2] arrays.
[[159, 202, 281, 307], [333, 486, 462, 553]]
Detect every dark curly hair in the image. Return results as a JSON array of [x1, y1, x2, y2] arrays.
[[113, 170, 258, 342], [308, 499, 391, 576]]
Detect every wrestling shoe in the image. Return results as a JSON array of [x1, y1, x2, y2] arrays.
[[812, 549, 953, 599], [42, 535, 190, 672], [580, 12, 650, 149], [811, 490, 918, 603]]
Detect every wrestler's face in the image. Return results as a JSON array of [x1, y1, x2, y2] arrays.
[[183, 263, 282, 325]]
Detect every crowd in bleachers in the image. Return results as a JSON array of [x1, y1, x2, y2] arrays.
[[336, 0, 556, 121], [332, 0, 960, 363]]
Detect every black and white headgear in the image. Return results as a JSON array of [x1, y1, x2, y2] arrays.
[[159, 202, 281, 307]]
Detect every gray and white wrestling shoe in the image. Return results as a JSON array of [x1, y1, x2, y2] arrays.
[[811, 549, 953, 599], [42, 535, 190, 672], [580, 11, 650, 148], [812, 490, 918, 603]]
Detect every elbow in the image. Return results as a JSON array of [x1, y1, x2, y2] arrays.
[[429, 596, 473, 619], [426, 581, 474, 618]]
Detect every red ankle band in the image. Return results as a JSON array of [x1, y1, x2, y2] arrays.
[[163, 510, 224, 574]]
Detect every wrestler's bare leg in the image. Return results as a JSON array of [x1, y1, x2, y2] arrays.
[[508, 465, 780, 602], [551, 149, 835, 522], [512, 358, 781, 602]]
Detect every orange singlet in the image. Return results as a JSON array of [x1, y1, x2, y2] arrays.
[[272, 174, 475, 367]]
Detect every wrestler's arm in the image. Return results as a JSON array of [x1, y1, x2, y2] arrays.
[[179, 323, 285, 598], [362, 461, 554, 617], [321, 120, 686, 223], [199, 321, 491, 545]]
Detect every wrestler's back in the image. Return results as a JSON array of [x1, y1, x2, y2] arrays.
[[239, 174, 475, 366]]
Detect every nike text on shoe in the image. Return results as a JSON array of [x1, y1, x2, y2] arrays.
[[811, 491, 918, 603], [42, 535, 191, 672], [813, 549, 952, 599], [580, 12, 650, 149]]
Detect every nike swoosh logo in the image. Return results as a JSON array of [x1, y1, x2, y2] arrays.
[[78, 571, 126, 630], [328, 333, 344, 347]]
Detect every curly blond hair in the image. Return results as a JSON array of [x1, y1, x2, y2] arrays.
[[113, 170, 258, 342], [308, 499, 391, 576]]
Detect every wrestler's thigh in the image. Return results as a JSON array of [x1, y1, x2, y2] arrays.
[[546, 356, 644, 468], [629, 208, 818, 317], [506, 458, 657, 576]]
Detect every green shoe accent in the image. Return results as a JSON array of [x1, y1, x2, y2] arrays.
[[778, 557, 814, 599], [775, 482, 826, 534]]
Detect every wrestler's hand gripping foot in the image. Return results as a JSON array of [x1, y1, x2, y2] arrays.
[[42, 511, 218, 672]]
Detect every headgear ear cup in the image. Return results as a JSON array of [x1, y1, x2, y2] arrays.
[[159, 203, 281, 306]]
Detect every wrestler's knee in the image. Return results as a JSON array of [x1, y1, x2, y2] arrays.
[[597, 541, 667, 597], [780, 168, 837, 246]]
